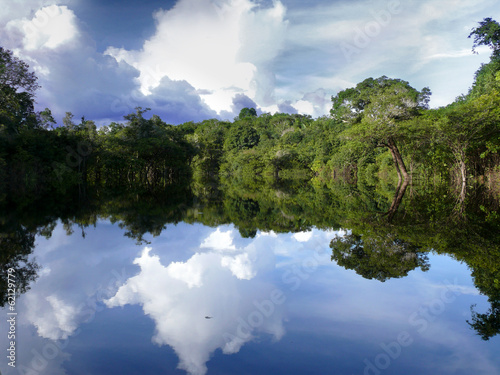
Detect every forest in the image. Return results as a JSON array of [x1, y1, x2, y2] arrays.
[[1, 19, 500, 199], [1, 18, 500, 340]]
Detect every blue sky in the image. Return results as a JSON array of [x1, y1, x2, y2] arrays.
[[1, 0, 499, 124]]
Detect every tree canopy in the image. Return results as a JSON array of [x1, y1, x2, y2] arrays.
[[331, 76, 430, 181], [469, 17, 500, 57]]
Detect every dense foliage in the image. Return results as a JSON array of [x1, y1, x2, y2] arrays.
[[2, 20, 500, 196]]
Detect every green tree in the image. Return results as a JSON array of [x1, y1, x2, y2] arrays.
[[0, 47, 39, 94], [468, 303, 500, 341], [469, 18, 500, 57], [429, 92, 500, 186], [223, 121, 260, 152], [331, 76, 430, 181], [238, 107, 257, 120], [0, 47, 40, 135]]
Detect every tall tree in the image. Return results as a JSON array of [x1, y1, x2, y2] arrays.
[[331, 76, 430, 181], [238, 107, 257, 120], [0, 47, 40, 135], [428, 92, 500, 187], [469, 18, 500, 57], [0, 47, 39, 95]]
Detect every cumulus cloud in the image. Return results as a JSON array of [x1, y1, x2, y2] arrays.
[[277, 100, 298, 114], [219, 93, 260, 120], [12, 5, 78, 51], [105, 0, 288, 115], [291, 88, 331, 117], [0, 0, 67, 27], [18, 222, 138, 342], [27, 294, 78, 340], [2, 3, 136, 121], [0, 1, 220, 124], [292, 230, 313, 242], [132, 77, 218, 124], [0, 0, 498, 126], [200, 227, 237, 251]]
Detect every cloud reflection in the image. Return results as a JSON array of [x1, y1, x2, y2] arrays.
[[105, 228, 288, 375]]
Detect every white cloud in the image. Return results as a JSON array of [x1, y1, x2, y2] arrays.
[[168, 253, 207, 288], [0, 0, 67, 26], [23, 293, 78, 340], [221, 252, 255, 279], [0, 1, 220, 124], [9, 5, 78, 51], [2, 0, 496, 123], [283, 0, 498, 108], [105, 0, 288, 114]]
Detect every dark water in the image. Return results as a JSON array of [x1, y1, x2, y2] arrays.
[[1, 179, 500, 375]]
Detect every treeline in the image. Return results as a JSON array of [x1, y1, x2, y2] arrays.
[[2, 19, 500, 197]]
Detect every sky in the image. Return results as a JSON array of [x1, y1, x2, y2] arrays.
[[1, 0, 499, 125]]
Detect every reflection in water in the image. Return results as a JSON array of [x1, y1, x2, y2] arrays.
[[330, 232, 430, 282], [105, 241, 284, 375], [384, 177, 409, 222], [102, 226, 336, 375], [0, 225, 39, 307], [1, 177, 500, 374]]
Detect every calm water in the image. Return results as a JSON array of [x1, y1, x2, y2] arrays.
[[1, 180, 500, 374]]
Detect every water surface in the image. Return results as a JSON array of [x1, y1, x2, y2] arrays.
[[1, 180, 499, 374]]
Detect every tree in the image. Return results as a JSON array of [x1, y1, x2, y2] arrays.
[[469, 18, 500, 57], [468, 19, 500, 99], [468, 303, 500, 341], [430, 92, 500, 187], [238, 107, 257, 120], [37, 108, 56, 129], [331, 76, 430, 181], [224, 121, 260, 151], [62, 111, 76, 130], [0, 47, 40, 135], [0, 85, 37, 135], [0, 47, 39, 96]]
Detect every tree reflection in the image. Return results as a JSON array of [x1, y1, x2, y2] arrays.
[[468, 303, 500, 341], [1, 174, 500, 339], [0, 225, 39, 307], [329, 181, 500, 340], [330, 232, 429, 282]]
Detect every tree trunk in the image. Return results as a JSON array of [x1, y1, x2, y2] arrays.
[[459, 159, 467, 184], [388, 145, 402, 183], [385, 178, 409, 222], [457, 158, 467, 218], [387, 138, 410, 181]]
